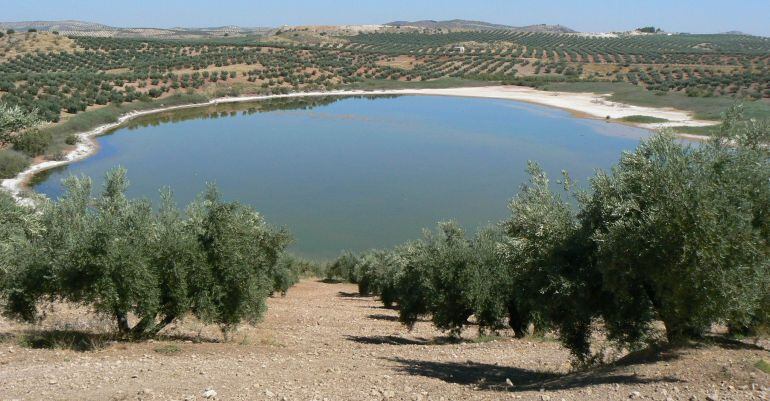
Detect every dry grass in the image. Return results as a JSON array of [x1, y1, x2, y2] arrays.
[[376, 55, 420, 70], [0, 32, 81, 61]]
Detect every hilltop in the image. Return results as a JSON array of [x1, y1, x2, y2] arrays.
[[0, 31, 81, 62], [0, 19, 580, 39], [384, 19, 576, 33]]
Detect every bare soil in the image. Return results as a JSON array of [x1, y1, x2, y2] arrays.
[[1, 280, 768, 401]]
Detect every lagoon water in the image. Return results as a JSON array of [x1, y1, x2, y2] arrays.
[[34, 95, 650, 259]]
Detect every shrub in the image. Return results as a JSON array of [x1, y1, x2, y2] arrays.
[[463, 225, 510, 333], [64, 134, 78, 146], [395, 222, 490, 335], [353, 251, 378, 296], [0, 190, 37, 287], [154, 344, 182, 355], [352, 250, 403, 306], [184, 184, 291, 336], [269, 254, 303, 296], [326, 251, 359, 282], [0, 104, 42, 145], [11, 129, 52, 157], [0, 149, 30, 179]]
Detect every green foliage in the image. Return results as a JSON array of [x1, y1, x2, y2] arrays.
[[0, 149, 30, 179], [756, 359, 770, 374], [0, 191, 39, 286], [583, 123, 769, 345], [0, 103, 42, 145], [337, 108, 769, 361], [18, 330, 108, 352], [499, 163, 595, 347], [11, 129, 52, 157], [395, 222, 505, 335], [154, 343, 182, 355], [618, 115, 669, 123], [637, 27, 660, 33], [0, 168, 293, 339], [269, 254, 305, 296], [181, 184, 291, 335], [326, 251, 359, 282], [64, 134, 78, 146], [353, 250, 404, 307]]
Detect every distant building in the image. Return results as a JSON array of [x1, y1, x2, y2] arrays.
[[453, 45, 466, 54]]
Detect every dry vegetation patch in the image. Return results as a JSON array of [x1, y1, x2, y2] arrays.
[[376, 55, 419, 70], [0, 32, 80, 61]]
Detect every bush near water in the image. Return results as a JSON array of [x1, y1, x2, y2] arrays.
[[327, 107, 770, 362], [0, 169, 309, 339]]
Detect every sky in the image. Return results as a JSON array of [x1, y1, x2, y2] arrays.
[[4, 0, 770, 36]]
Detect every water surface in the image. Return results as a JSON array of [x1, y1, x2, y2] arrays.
[[34, 95, 650, 259]]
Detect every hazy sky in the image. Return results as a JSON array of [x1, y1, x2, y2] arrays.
[[4, 0, 770, 36]]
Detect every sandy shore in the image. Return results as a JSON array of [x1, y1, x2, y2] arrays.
[[1, 85, 717, 204]]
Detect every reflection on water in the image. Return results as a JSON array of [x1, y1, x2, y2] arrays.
[[124, 95, 399, 129], [34, 95, 650, 260]]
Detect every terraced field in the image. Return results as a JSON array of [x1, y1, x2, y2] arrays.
[[0, 29, 769, 178]]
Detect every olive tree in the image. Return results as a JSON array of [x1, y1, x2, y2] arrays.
[[0, 103, 42, 145], [499, 163, 600, 352], [1, 169, 293, 339], [582, 126, 769, 345], [0, 192, 38, 289], [326, 251, 359, 282], [396, 222, 505, 335], [185, 185, 291, 336], [352, 250, 404, 307]]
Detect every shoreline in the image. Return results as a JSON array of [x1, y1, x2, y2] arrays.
[[1, 85, 717, 204]]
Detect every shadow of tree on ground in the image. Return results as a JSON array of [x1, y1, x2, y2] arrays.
[[318, 278, 343, 284], [11, 330, 111, 352], [386, 357, 682, 392], [346, 334, 486, 346], [367, 313, 400, 322], [337, 291, 371, 299], [345, 335, 432, 346]]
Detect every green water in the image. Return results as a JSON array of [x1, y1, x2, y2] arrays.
[[34, 95, 650, 259]]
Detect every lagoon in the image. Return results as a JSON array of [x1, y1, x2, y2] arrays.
[[33, 95, 650, 259]]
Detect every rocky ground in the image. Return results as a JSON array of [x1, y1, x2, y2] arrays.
[[0, 280, 768, 401]]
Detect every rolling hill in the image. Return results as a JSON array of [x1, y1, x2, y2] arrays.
[[384, 19, 576, 33], [0, 20, 271, 39]]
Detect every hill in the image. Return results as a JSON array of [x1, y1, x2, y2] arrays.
[[0, 31, 81, 62], [0, 20, 271, 39], [384, 19, 576, 33]]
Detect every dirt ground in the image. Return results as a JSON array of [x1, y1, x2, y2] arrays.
[[1, 280, 768, 401]]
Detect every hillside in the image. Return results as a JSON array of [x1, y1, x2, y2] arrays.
[[0, 280, 768, 400], [0, 20, 271, 39], [0, 31, 81, 62], [384, 19, 576, 33]]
